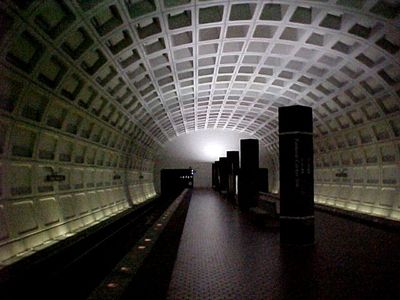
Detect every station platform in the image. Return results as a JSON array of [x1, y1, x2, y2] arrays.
[[166, 189, 400, 300]]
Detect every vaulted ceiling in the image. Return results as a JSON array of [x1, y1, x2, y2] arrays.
[[1, 0, 399, 153]]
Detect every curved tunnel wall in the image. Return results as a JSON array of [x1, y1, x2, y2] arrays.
[[0, 2, 158, 265], [0, 0, 399, 266], [0, 95, 157, 264], [313, 118, 399, 219], [266, 114, 400, 220]]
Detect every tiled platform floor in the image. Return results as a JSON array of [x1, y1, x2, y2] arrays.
[[167, 189, 400, 300]]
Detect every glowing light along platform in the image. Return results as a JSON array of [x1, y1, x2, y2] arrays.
[[87, 189, 190, 300], [167, 189, 400, 300]]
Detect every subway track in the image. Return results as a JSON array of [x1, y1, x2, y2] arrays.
[[0, 195, 180, 300]]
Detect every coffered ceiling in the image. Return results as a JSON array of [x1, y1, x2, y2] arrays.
[[1, 0, 399, 152]]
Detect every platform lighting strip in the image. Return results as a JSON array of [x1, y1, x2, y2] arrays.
[[87, 189, 190, 300]]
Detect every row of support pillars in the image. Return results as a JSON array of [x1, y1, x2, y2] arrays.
[[211, 105, 314, 245], [212, 151, 239, 201], [212, 139, 262, 210]]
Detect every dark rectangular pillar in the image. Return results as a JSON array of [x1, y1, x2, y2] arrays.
[[212, 163, 217, 189], [227, 151, 239, 201], [227, 151, 239, 175], [219, 157, 229, 194], [279, 105, 314, 245], [238, 139, 259, 210], [240, 139, 259, 171], [214, 161, 220, 191], [258, 168, 269, 193]]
